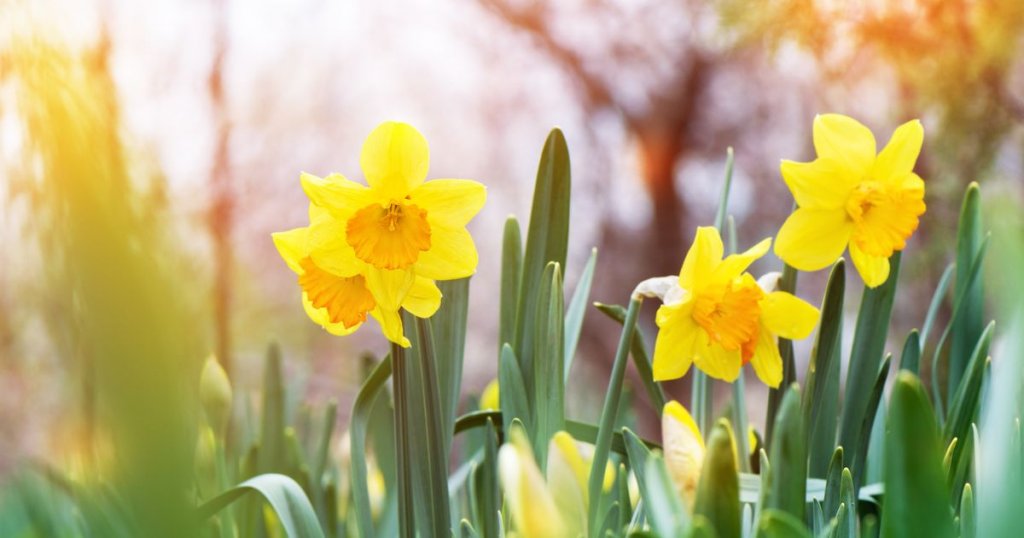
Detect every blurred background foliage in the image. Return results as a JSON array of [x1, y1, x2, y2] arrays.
[[0, 0, 1022, 488]]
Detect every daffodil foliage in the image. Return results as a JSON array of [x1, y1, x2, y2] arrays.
[[5, 114, 1020, 538]]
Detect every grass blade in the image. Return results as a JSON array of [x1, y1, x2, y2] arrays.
[[881, 372, 955, 538], [765, 385, 806, 522], [802, 260, 845, 478], [500, 216, 523, 351], [514, 129, 571, 397], [564, 248, 597, 382], [532, 262, 565, 466], [587, 297, 642, 535], [950, 182, 984, 396], [594, 302, 667, 412], [197, 474, 325, 538], [838, 252, 901, 475]]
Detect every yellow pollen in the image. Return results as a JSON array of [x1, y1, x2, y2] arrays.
[[297, 258, 376, 328], [346, 201, 432, 270], [692, 276, 764, 357]]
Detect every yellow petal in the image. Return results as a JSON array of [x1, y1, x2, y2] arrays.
[[409, 179, 487, 229], [750, 325, 783, 388], [679, 226, 724, 290], [479, 379, 500, 411], [414, 225, 478, 280], [774, 208, 853, 271], [812, 114, 877, 177], [780, 158, 858, 210], [365, 267, 415, 311], [401, 276, 442, 319], [849, 242, 891, 288], [873, 119, 923, 184], [300, 172, 377, 217], [306, 204, 365, 277], [499, 426, 567, 538], [360, 121, 429, 201], [662, 400, 704, 506], [272, 227, 308, 274], [715, 237, 771, 280], [692, 330, 743, 382], [302, 294, 360, 336], [370, 306, 410, 347], [760, 291, 820, 340], [653, 303, 699, 381]]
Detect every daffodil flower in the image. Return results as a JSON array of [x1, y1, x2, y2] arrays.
[[479, 378, 500, 411], [272, 204, 442, 346], [498, 426, 614, 538], [775, 114, 926, 287], [662, 401, 705, 507], [300, 122, 486, 344], [648, 227, 819, 387]]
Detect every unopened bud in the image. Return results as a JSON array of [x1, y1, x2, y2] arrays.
[[200, 354, 233, 432]]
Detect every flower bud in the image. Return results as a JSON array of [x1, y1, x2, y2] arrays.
[[200, 355, 233, 432]]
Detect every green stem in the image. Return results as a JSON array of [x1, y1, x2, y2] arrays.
[[414, 316, 453, 537], [391, 342, 415, 538], [587, 296, 642, 536]]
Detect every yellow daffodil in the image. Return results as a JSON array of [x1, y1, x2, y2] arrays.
[[775, 114, 926, 287], [272, 204, 442, 346], [662, 401, 705, 507], [479, 378, 500, 411], [498, 426, 613, 537], [650, 227, 819, 387], [300, 122, 486, 344], [498, 425, 571, 538]]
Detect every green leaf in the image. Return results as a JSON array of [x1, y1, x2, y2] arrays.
[[765, 385, 806, 522], [471, 419, 500, 538], [197, 474, 325, 538], [499, 344, 532, 438], [500, 216, 523, 352], [259, 344, 287, 473], [643, 454, 689, 537], [689, 515, 720, 538], [930, 235, 989, 416], [594, 302, 667, 411], [564, 248, 597, 382], [621, 427, 652, 499], [950, 182, 984, 396], [532, 262, 565, 466], [389, 345, 415, 538], [755, 509, 810, 538], [766, 266, 798, 448], [899, 330, 921, 375], [434, 278, 471, 456], [404, 317, 453, 537], [459, 519, 480, 538], [942, 321, 994, 445], [837, 469, 855, 538], [695, 420, 741, 538], [514, 129, 571, 396], [959, 483, 975, 538], [919, 263, 955, 349], [838, 252, 900, 481], [881, 372, 955, 538], [802, 260, 845, 478], [853, 355, 892, 493], [587, 297, 642, 535], [822, 447, 844, 518]]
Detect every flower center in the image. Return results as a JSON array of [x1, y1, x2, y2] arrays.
[[692, 275, 764, 361], [346, 201, 432, 270], [298, 257, 376, 328], [845, 180, 926, 257]]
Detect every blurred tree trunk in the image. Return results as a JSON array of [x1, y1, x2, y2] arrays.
[[208, 1, 234, 376]]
